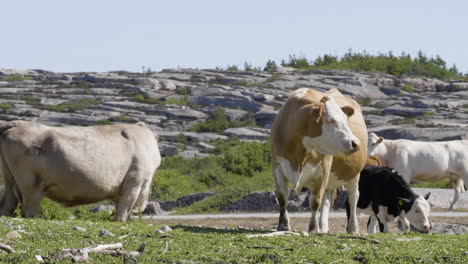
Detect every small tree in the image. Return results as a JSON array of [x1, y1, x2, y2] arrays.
[[263, 59, 278, 72]]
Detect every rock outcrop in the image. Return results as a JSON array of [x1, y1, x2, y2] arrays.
[[2, 67, 468, 158]]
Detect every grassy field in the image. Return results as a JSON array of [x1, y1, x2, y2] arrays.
[[0, 217, 467, 263]]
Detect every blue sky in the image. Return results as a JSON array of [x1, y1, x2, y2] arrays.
[[1, 0, 467, 73]]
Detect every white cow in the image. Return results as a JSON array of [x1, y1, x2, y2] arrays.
[[368, 133, 467, 210], [0, 121, 161, 221]]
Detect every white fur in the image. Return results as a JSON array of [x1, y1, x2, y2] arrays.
[[368, 133, 468, 209], [405, 196, 431, 231], [303, 98, 359, 155], [292, 88, 309, 98], [364, 196, 431, 234]]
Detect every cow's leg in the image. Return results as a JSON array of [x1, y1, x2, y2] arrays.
[[308, 155, 332, 233], [116, 178, 144, 221], [399, 216, 411, 233], [346, 174, 360, 234], [10, 171, 44, 218], [449, 175, 464, 210], [0, 167, 19, 216], [376, 206, 389, 233], [132, 179, 151, 213], [367, 216, 378, 234], [319, 190, 331, 233], [274, 167, 291, 231]]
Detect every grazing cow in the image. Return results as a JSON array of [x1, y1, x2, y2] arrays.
[[271, 88, 367, 233], [348, 165, 431, 233], [368, 133, 468, 210], [0, 121, 161, 221]]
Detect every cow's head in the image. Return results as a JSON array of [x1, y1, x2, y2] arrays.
[[303, 96, 360, 155], [367, 133, 384, 156], [400, 193, 431, 232]]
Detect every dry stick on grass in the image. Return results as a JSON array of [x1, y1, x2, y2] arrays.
[[246, 231, 306, 238], [0, 242, 15, 253], [246, 245, 294, 251], [56, 242, 145, 262], [162, 241, 169, 255]]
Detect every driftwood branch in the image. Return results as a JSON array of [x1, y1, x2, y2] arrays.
[[0, 242, 15, 253], [55, 242, 145, 262]]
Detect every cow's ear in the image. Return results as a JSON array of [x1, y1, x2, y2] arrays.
[[311, 103, 324, 123], [376, 137, 384, 144], [320, 96, 330, 103], [397, 198, 410, 206], [341, 106, 355, 117], [424, 192, 431, 200]]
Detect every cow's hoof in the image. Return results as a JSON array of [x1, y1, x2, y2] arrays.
[[277, 224, 291, 231]]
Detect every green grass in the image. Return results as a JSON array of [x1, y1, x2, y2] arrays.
[[0, 218, 466, 263], [412, 179, 452, 189]]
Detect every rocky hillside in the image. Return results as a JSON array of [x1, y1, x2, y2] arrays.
[[1, 68, 468, 158]]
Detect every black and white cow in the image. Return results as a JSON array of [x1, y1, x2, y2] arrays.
[[347, 165, 431, 234]]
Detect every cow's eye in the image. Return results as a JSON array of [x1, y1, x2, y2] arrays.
[[415, 210, 420, 213]]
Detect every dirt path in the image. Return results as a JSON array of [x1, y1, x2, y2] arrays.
[[142, 211, 468, 234]]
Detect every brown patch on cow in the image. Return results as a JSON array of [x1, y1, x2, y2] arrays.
[[271, 89, 327, 170], [366, 156, 382, 166], [341, 106, 355, 117], [272, 88, 368, 184]]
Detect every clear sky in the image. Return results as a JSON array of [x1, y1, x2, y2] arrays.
[[1, 0, 467, 73]]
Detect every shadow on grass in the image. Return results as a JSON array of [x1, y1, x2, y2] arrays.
[[172, 224, 271, 234]]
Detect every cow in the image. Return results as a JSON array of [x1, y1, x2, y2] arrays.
[[348, 165, 431, 233], [271, 88, 367, 233], [0, 121, 161, 221], [368, 133, 468, 210]]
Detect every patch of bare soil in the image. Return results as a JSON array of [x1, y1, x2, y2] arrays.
[[145, 215, 468, 234]]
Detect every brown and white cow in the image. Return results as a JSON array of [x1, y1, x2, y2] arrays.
[[271, 88, 368, 233], [0, 121, 161, 221]]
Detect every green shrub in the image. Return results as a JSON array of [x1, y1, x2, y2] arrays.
[[0, 74, 30, 82], [263, 59, 278, 72], [357, 98, 372, 106], [278, 51, 468, 81], [112, 115, 136, 123], [401, 84, 415, 92], [40, 199, 72, 220], [175, 86, 192, 95], [189, 107, 256, 133], [222, 141, 271, 177], [165, 95, 190, 106], [37, 98, 100, 112], [96, 119, 112, 125], [152, 169, 205, 200], [226, 65, 239, 71], [0, 103, 14, 109]]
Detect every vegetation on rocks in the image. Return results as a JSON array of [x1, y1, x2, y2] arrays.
[[189, 107, 256, 133], [0, 103, 14, 110], [279, 51, 467, 80]]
